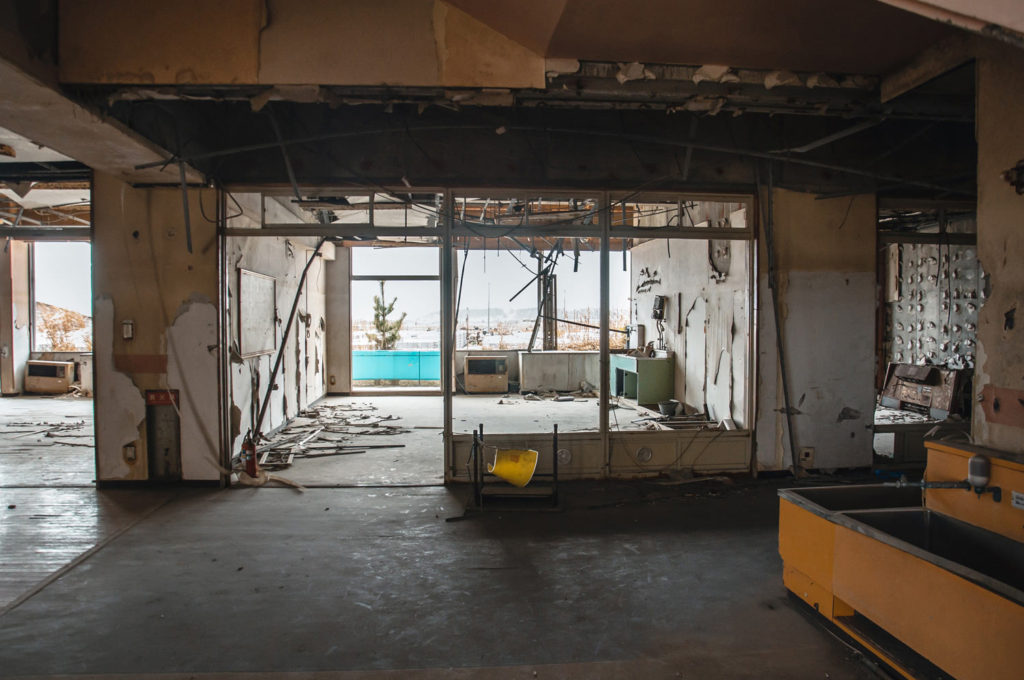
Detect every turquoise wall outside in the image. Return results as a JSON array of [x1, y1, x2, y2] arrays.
[[351, 350, 441, 381]]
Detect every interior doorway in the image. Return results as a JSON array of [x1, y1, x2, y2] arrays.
[[350, 246, 441, 393], [0, 239, 94, 490]]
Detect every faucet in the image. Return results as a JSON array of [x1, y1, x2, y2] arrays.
[[889, 455, 1002, 502]]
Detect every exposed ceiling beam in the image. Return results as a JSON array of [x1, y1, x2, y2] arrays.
[[0, 226, 90, 241], [0, 55, 200, 184], [773, 119, 883, 154], [0, 161, 90, 182], [881, 33, 974, 103]]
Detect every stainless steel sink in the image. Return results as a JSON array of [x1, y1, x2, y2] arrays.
[[784, 485, 922, 512], [843, 509, 1024, 598]]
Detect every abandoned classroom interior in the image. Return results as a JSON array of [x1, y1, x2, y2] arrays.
[[0, 2, 1022, 679]]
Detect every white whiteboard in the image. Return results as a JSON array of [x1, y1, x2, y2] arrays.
[[238, 269, 277, 357]]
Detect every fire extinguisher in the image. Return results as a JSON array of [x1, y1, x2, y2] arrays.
[[241, 432, 258, 477]]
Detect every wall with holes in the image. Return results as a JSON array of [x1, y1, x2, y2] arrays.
[[884, 240, 979, 369]]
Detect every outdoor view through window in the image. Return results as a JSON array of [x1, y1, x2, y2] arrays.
[[34, 242, 92, 351], [351, 247, 630, 352]]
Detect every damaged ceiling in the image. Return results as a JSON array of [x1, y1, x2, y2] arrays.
[[445, 0, 959, 74]]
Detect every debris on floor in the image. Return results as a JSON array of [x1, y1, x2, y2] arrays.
[[251, 402, 411, 471]]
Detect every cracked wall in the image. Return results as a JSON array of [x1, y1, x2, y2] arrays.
[[974, 39, 1024, 452], [225, 194, 328, 458], [629, 208, 751, 427], [92, 172, 220, 481]]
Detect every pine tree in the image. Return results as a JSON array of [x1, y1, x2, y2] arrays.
[[366, 281, 406, 350]]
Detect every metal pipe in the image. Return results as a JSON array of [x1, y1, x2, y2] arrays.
[[267, 107, 302, 203], [599, 191, 611, 477], [759, 164, 801, 474], [178, 161, 193, 253], [253, 238, 326, 437], [441, 191, 455, 479]]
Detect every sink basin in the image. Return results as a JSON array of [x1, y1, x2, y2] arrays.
[[843, 509, 1024, 598], [783, 485, 922, 513]]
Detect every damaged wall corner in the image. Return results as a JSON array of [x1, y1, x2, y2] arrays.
[[225, 199, 327, 459], [973, 37, 1024, 453], [92, 171, 220, 481]]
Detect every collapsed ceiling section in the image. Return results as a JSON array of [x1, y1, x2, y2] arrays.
[[0, 127, 90, 235]]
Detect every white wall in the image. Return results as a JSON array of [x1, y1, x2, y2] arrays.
[[325, 248, 351, 393], [629, 229, 751, 426], [227, 234, 328, 454], [756, 189, 877, 471]]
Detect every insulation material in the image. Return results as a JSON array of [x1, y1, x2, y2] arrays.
[[885, 242, 979, 369]]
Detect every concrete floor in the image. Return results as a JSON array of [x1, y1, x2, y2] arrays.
[[0, 478, 878, 680], [277, 394, 646, 487], [0, 395, 94, 488]]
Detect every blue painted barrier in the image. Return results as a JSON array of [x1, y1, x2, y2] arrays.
[[352, 350, 441, 382]]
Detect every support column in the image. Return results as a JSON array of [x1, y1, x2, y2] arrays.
[[0, 240, 31, 395], [92, 172, 221, 482], [973, 39, 1024, 453]]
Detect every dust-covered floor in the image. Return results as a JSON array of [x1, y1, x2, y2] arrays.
[[255, 393, 659, 487]]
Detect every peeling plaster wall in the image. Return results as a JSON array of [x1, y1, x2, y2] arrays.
[[325, 248, 352, 394], [974, 40, 1024, 453], [227, 233, 328, 457], [92, 172, 220, 481], [630, 234, 751, 426], [627, 203, 751, 427], [756, 189, 876, 471], [167, 298, 221, 480]]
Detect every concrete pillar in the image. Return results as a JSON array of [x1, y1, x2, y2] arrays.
[[0, 240, 31, 395], [756, 189, 877, 471], [973, 40, 1024, 453], [325, 246, 351, 394], [92, 172, 221, 482]]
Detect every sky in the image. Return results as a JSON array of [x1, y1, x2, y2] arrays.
[[350, 246, 631, 326], [33, 242, 92, 316]]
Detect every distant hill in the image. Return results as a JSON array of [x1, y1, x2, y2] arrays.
[[35, 302, 91, 351]]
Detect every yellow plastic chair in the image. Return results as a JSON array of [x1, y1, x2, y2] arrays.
[[487, 448, 539, 488]]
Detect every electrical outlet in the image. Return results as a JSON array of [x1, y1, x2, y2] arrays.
[[123, 443, 137, 463], [799, 447, 815, 467]]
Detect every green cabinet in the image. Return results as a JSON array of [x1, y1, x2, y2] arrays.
[[610, 354, 674, 406]]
